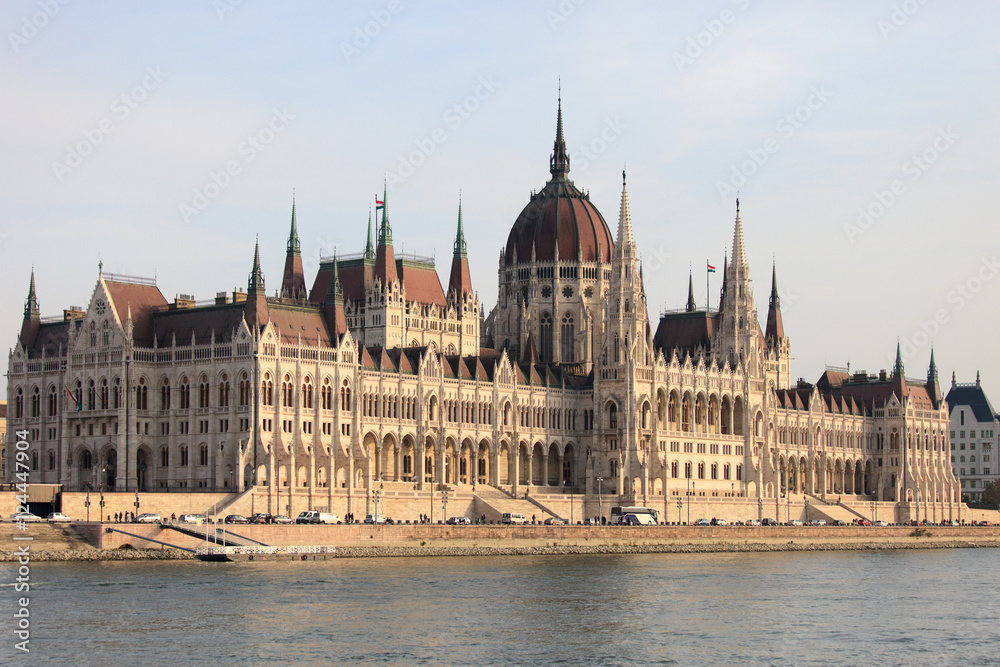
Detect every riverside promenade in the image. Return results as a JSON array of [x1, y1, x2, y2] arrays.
[[3, 522, 1000, 562]]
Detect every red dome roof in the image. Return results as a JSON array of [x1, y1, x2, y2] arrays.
[[503, 98, 614, 266], [504, 180, 613, 265]]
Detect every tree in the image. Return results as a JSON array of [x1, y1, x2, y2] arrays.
[[981, 479, 1000, 509]]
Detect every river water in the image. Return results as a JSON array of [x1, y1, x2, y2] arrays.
[[1, 548, 997, 665]]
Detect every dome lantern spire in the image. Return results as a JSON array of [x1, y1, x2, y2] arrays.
[[549, 85, 570, 181]]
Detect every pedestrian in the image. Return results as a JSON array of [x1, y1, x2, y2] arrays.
[[532, 514, 536, 524], [171, 512, 176, 521]]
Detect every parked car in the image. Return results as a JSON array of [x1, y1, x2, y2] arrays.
[[136, 513, 161, 523], [6, 513, 43, 523], [272, 515, 293, 525], [364, 514, 387, 524], [224, 514, 249, 524], [833, 520, 848, 526], [874, 520, 889, 527], [582, 517, 598, 525], [249, 513, 273, 524], [544, 517, 566, 525], [46, 512, 72, 522], [501, 513, 527, 525], [857, 519, 872, 526], [446, 516, 471, 525], [809, 519, 827, 526], [747, 519, 762, 526], [714, 519, 729, 526], [177, 514, 206, 525], [788, 519, 804, 526], [761, 518, 779, 526], [694, 518, 711, 526], [296, 511, 340, 524]]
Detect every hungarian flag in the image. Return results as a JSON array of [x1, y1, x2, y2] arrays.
[[375, 197, 384, 210], [67, 388, 81, 411], [707, 263, 716, 273]]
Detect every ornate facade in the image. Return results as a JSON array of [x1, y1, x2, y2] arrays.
[[6, 100, 962, 522]]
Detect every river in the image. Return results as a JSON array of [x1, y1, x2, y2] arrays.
[[2, 548, 996, 665]]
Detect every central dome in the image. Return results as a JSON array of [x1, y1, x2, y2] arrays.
[[503, 100, 614, 266]]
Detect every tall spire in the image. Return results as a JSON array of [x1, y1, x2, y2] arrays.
[[324, 252, 348, 338], [249, 236, 265, 294], [928, 348, 938, 382], [731, 198, 747, 269], [364, 208, 375, 260], [453, 194, 467, 258], [616, 169, 634, 253], [765, 261, 785, 342], [281, 194, 307, 299], [19, 269, 40, 351], [686, 271, 696, 312], [374, 182, 397, 286], [894, 340, 904, 378], [449, 195, 473, 296], [24, 268, 39, 317], [548, 86, 570, 181], [287, 192, 300, 254]]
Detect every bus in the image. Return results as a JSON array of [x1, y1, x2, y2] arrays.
[[610, 506, 658, 525]]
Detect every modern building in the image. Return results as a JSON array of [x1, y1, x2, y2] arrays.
[[5, 99, 962, 523], [946, 373, 999, 503]]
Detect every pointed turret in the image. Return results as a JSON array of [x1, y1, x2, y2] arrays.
[[892, 340, 909, 399], [374, 184, 397, 287], [927, 348, 942, 405], [615, 170, 635, 257], [765, 262, 784, 343], [244, 238, 269, 330], [548, 89, 570, 182], [731, 197, 747, 270], [19, 269, 40, 351], [718, 255, 728, 312], [281, 195, 307, 300], [364, 208, 375, 260], [448, 196, 473, 296], [685, 271, 696, 312]]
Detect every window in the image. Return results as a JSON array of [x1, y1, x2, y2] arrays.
[[219, 374, 230, 407], [161, 446, 169, 467], [539, 312, 553, 362], [561, 313, 574, 362], [608, 403, 618, 429], [180, 446, 189, 467], [302, 377, 313, 409], [199, 376, 210, 408], [199, 445, 208, 466], [179, 378, 190, 409]]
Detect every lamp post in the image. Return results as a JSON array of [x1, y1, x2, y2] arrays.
[[99, 486, 105, 523], [134, 491, 140, 521], [596, 475, 603, 525], [676, 496, 682, 526], [758, 496, 763, 522], [373, 483, 382, 523], [565, 480, 573, 525], [441, 489, 449, 521], [85, 492, 91, 523]]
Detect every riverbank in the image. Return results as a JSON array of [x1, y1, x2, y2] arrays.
[[4, 537, 1000, 562]]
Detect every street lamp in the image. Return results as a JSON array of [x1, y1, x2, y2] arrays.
[[134, 491, 140, 520], [99, 487, 105, 523], [441, 489, 449, 521], [373, 482, 383, 522], [596, 475, 603, 525], [676, 496, 682, 526]]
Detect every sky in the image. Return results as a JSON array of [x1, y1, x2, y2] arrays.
[[2, 1, 999, 404]]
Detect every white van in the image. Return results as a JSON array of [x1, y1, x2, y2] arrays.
[[501, 513, 527, 525], [296, 511, 340, 524]]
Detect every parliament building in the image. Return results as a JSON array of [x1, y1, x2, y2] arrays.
[[6, 100, 963, 524]]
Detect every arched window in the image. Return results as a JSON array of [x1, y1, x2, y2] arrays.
[[219, 373, 230, 407], [561, 313, 574, 362], [114, 378, 121, 409], [321, 378, 332, 410], [161, 379, 171, 410], [199, 375, 210, 408], [102, 320, 110, 346], [179, 377, 190, 409], [100, 379, 109, 410], [89, 321, 97, 347], [608, 402, 618, 429], [282, 375, 293, 408], [160, 446, 169, 468], [301, 377, 313, 409], [136, 378, 148, 410], [80, 450, 92, 470], [48, 386, 58, 417], [262, 374, 273, 406], [87, 380, 96, 411], [340, 380, 351, 411], [239, 372, 250, 406], [30, 386, 40, 417]]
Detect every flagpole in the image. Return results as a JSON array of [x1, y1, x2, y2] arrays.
[[706, 260, 710, 312]]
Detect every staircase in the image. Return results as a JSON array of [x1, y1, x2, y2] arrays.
[[805, 495, 867, 524], [203, 486, 256, 519], [473, 485, 560, 523]]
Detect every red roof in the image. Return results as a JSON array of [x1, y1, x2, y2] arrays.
[[105, 280, 168, 346]]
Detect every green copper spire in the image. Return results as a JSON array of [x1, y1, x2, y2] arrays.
[[453, 195, 467, 258], [25, 268, 38, 316], [287, 192, 300, 254], [364, 208, 375, 259], [686, 271, 696, 312], [894, 340, 904, 378], [378, 182, 392, 245], [928, 348, 938, 382]]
